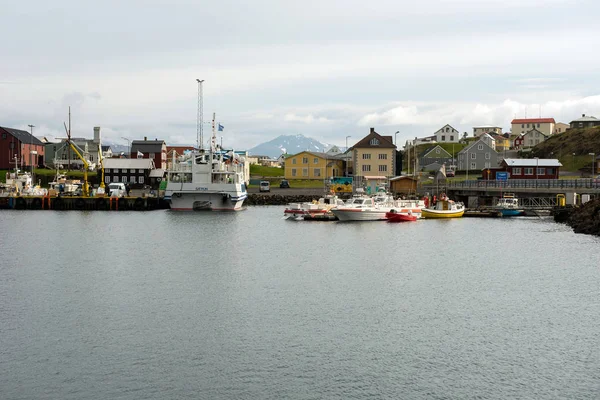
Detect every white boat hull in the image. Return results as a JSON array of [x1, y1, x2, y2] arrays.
[[167, 191, 246, 211], [332, 208, 389, 221]]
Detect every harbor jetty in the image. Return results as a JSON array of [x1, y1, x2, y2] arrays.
[[554, 199, 600, 236]]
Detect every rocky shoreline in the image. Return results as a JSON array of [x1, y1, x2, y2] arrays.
[[554, 199, 600, 236]]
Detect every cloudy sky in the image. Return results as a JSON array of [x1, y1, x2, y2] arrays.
[[2, 0, 600, 150]]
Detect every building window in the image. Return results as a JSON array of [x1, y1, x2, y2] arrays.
[[314, 168, 321, 177], [130, 176, 137, 183], [524, 168, 534, 175], [362, 154, 371, 160], [470, 162, 476, 169], [122, 176, 127, 183], [302, 168, 308, 176], [139, 169, 144, 173], [105, 168, 111, 173], [379, 165, 387, 172], [513, 168, 522, 175], [485, 153, 490, 159], [478, 144, 483, 150], [450, 136, 454, 141], [291, 168, 297, 177], [537, 123, 540, 128], [471, 153, 476, 159], [527, 124, 530, 128], [113, 176, 119, 182], [105, 176, 110, 183], [522, 124, 524, 128], [362, 165, 371, 172], [292, 158, 297, 164], [436, 148, 440, 154], [547, 168, 554, 174], [537, 167, 545, 175], [379, 154, 387, 159], [150, 153, 155, 158], [441, 136, 446, 141], [302, 157, 308, 164], [313, 157, 319, 164], [369, 138, 380, 145], [484, 162, 490, 168], [139, 176, 144, 184]]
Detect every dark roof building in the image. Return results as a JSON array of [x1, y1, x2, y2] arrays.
[[0, 126, 46, 169]]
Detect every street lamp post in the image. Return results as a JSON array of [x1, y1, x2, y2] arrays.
[[345, 135, 351, 177], [28, 124, 35, 182], [122, 137, 131, 158], [590, 153, 596, 177], [572, 153, 576, 172]]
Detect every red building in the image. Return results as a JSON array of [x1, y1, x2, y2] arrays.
[[0, 126, 45, 170], [482, 158, 561, 180], [130, 138, 167, 170]]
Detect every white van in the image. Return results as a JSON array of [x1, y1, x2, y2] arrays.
[[259, 181, 270, 192], [108, 183, 127, 197]]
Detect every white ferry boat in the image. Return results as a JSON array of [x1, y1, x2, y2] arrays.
[[164, 114, 247, 211]]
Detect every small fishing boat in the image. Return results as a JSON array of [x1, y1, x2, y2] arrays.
[[421, 193, 465, 219], [385, 210, 417, 222], [495, 194, 523, 217]]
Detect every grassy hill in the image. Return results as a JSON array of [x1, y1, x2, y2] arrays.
[[530, 126, 600, 171]]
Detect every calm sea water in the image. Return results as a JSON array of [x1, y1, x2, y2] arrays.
[[1, 208, 600, 399]]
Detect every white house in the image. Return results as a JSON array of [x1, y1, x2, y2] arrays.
[[433, 124, 460, 143]]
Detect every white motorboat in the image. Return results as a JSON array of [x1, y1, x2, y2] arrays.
[[164, 113, 247, 211], [283, 194, 345, 220], [331, 195, 392, 221]]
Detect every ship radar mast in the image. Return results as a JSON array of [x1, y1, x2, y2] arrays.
[[196, 79, 204, 150]]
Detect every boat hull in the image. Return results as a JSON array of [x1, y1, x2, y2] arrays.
[[385, 212, 417, 222], [421, 209, 465, 219], [167, 192, 246, 211], [499, 209, 523, 217], [331, 209, 388, 221]]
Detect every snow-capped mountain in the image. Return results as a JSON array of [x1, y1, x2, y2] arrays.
[[248, 134, 330, 158]]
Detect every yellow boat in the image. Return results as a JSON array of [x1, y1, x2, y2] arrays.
[[422, 197, 465, 219]]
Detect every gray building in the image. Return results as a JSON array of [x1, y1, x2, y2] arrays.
[[569, 114, 600, 129], [457, 138, 499, 172], [419, 145, 454, 170], [44, 127, 102, 169]]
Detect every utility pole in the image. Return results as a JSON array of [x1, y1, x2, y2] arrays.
[[67, 107, 71, 172], [345, 135, 351, 177], [28, 124, 35, 182]]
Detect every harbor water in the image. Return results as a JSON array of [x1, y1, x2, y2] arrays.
[[1, 208, 600, 399]]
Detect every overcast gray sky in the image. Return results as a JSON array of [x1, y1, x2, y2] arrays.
[[1, 0, 599, 150]]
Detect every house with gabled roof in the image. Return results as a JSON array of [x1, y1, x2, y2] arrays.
[[350, 127, 397, 180], [419, 145, 453, 170], [131, 137, 167, 170], [457, 137, 499, 171], [0, 126, 46, 169], [521, 128, 548, 148], [433, 124, 460, 143], [569, 114, 600, 129]]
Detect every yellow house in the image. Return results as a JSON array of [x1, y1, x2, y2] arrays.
[[491, 134, 510, 152], [284, 151, 344, 180], [352, 128, 397, 180]]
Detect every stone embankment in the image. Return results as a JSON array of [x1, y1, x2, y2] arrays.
[[246, 194, 318, 206], [554, 199, 600, 236]]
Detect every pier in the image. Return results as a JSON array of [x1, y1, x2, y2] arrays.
[[0, 195, 168, 211]]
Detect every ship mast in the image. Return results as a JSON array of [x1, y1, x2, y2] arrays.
[[196, 79, 204, 150]]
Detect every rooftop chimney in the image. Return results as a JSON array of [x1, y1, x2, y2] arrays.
[[370, 127, 375, 134], [582, 114, 586, 117], [93, 126, 101, 144], [144, 136, 147, 141]]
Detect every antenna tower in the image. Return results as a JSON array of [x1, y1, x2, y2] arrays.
[[196, 79, 204, 149]]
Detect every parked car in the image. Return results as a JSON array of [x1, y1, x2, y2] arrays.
[[259, 181, 271, 192], [279, 179, 290, 188]]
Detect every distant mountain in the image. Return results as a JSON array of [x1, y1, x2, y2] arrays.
[[249, 134, 330, 158]]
